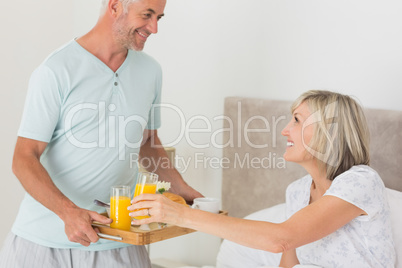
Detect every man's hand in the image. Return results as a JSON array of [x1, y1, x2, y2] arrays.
[[168, 182, 203, 204], [61, 206, 112, 247]]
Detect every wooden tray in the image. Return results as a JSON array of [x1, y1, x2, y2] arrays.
[[92, 211, 228, 245]]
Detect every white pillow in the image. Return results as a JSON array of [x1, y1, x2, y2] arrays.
[[386, 187, 402, 268], [216, 203, 286, 268]]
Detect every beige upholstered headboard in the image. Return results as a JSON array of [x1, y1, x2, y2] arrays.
[[222, 97, 402, 218]]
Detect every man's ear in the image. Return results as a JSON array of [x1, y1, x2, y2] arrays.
[[108, 0, 123, 18]]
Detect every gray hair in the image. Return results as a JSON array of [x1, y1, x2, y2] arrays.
[[291, 90, 370, 181], [100, 0, 141, 14]]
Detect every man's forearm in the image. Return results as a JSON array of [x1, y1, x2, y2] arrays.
[[12, 138, 112, 246], [139, 134, 182, 186], [12, 152, 77, 219]]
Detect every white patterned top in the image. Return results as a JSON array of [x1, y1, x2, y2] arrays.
[[286, 165, 396, 268]]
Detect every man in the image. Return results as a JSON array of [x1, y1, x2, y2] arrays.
[[0, 0, 202, 267]]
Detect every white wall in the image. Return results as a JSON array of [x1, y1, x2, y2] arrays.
[[141, 2, 402, 264], [1, 0, 402, 266], [0, 0, 73, 254]]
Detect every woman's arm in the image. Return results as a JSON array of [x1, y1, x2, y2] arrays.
[[279, 249, 299, 268], [129, 193, 365, 252]]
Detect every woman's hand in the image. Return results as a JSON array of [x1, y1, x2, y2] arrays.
[[128, 193, 189, 226]]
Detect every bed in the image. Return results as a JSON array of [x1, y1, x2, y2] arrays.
[[156, 97, 402, 268], [215, 97, 402, 268]]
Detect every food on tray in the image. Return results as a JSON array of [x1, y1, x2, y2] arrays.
[[163, 192, 187, 205]]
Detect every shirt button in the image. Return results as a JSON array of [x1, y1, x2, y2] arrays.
[[114, 82, 118, 86], [115, 73, 119, 77]]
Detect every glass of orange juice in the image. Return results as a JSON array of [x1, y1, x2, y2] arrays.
[[110, 185, 131, 231], [133, 172, 158, 220]]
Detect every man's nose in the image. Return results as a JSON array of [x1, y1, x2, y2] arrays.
[[148, 17, 158, 34]]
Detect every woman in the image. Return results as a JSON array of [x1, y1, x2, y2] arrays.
[[129, 90, 395, 268]]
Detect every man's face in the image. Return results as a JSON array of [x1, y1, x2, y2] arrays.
[[113, 0, 166, 51]]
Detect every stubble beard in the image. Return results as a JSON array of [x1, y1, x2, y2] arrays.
[[112, 17, 144, 51]]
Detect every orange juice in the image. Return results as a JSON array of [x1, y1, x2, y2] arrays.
[[110, 196, 131, 230], [134, 183, 157, 196], [133, 183, 157, 219]]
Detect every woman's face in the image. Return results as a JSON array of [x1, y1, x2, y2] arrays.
[[281, 102, 315, 165]]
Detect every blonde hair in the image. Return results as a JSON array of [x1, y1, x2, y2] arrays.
[[291, 90, 370, 180]]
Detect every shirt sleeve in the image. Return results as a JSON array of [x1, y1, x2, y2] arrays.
[[18, 64, 61, 143], [324, 166, 385, 221]]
